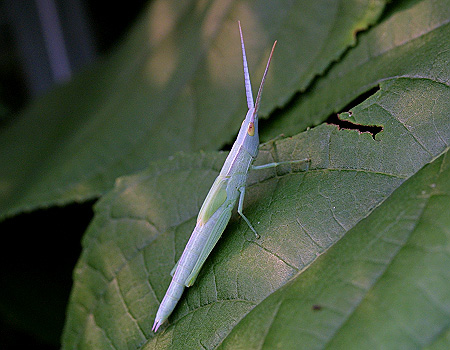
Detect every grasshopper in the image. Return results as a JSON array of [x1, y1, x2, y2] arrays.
[[153, 22, 308, 332]]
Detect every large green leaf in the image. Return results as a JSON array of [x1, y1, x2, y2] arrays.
[[0, 0, 445, 347], [262, 0, 450, 140], [0, 0, 385, 220], [218, 148, 450, 350], [62, 66, 450, 348]]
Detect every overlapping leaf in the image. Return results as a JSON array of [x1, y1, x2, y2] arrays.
[[59, 0, 450, 348], [218, 149, 450, 350], [262, 0, 450, 140], [0, 0, 386, 220], [62, 70, 450, 348]]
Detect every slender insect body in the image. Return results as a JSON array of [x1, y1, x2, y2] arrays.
[[153, 203, 230, 326], [156, 154, 253, 324], [152, 22, 279, 332]]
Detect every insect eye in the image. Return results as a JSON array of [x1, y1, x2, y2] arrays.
[[247, 122, 255, 136]]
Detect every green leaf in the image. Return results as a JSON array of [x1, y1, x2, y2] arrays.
[[0, 0, 386, 219], [262, 0, 450, 140], [59, 0, 450, 348], [62, 69, 450, 348], [0, 0, 447, 347], [218, 149, 450, 350]]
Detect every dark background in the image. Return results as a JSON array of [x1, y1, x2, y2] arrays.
[[0, 0, 148, 118], [0, 1, 147, 348]]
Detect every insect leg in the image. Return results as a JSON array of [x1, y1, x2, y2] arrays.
[[237, 186, 260, 239], [251, 158, 310, 171]]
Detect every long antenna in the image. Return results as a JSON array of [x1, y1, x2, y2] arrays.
[[238, 21, 254, 109], [252, 40, 277, 120]]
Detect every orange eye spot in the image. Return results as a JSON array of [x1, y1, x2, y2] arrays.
[[247, 122, 255, 136]]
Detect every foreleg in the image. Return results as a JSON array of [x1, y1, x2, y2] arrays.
[[251, 158, 310, 171], [237, 186, 260, 239]]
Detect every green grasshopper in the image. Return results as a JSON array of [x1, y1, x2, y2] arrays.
[[152, 22, 308, 332]]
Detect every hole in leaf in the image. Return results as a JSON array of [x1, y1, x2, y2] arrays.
[[326, 86, 382, 139]]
